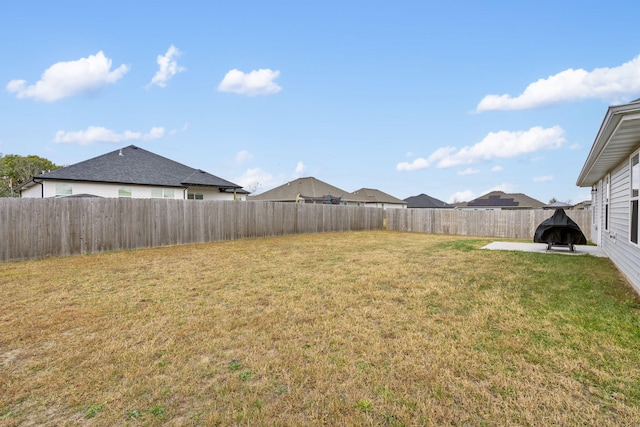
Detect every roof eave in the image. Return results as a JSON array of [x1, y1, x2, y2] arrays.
[[36, 176, 191, 188], [577, 103, 640, 187]]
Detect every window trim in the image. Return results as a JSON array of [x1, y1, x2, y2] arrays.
[[151, 188, 176, 199], [55, 183, 73, 196], [118, 187, 132, 198], [604, 174, 610, 232], [630, 151, 639, 245]]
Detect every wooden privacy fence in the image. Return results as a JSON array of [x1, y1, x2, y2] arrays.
[[0, 198, 384, 262], [386, 208, 592, 241], [0, 198, 594, 263]]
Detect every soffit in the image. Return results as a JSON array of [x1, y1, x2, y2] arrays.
[[577, 108, 640, 187]]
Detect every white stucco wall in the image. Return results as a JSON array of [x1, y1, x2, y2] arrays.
[[21, 181, 240, 201], [364, 202, 407, 209]]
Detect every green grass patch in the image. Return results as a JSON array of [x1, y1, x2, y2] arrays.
[[1, 231, 639, 425]]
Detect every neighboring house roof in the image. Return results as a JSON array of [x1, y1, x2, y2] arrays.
[[458, 191, 545, 209], [544, 201, 574, 209], [352, 188, 407, 205], [248, 177, 368, 203], [404, 193, 453, 208], [572, 200, 592, 210], [577, 98, 640, 187], [23, 145, 241, 189], [57, 193, 103, 198]]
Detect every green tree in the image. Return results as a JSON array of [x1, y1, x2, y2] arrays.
[[0, 154, 61, 197]]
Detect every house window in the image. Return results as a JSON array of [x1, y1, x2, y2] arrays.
[[631, 152, 639, 244], [151, 188, 175, 198], [118, 187, 132, 198], [604, 174, 610, 231], [55, 183, 72, 196], [187, 193, 204, 200]]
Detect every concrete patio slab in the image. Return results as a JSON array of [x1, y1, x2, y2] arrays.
[[481, 242, 607, 257]]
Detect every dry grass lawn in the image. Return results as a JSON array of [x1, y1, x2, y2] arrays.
[[1, 230, 640, 426]]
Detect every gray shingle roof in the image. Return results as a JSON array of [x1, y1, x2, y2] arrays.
[[249, 177, 368, 203], [544, 201, 573, 209], [459, 191, 545, 209], [35, 145, 241, 189], [403, 193, 453, 208], [352, 188, 407, 205]]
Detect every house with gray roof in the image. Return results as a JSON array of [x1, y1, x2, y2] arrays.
[[404, 193, 453, 209], [248, 177, 369, 205], [577, 98, 640, 295], [455, 191, 545, 210], [543, 201, 574, 210], [20, 145, 246, 200], [351, 188, 407, 209]]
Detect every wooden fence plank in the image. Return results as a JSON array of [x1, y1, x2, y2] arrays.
[[386, 208, 592, 241], [0, 198, 592, 263]]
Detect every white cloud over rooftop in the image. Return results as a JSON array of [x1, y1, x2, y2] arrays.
[[397, 126, 565, 171], [53, 126, 164, 145], [447, 190, 475, 204], [217, 68, 282, 96], [533, 175, 554, 183], [457, 168, 480, 176], [476, 55, 640, 111], [6, 51, 128, 102]]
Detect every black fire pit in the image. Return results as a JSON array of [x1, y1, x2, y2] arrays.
[[533, 208, 587, 252]]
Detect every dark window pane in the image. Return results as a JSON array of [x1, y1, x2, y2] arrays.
[[632, 200, 639, 244]]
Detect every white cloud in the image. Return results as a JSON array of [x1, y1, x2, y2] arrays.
[[398, 126, 565, 171], [234, 168, 277, 193], [477, 55, 640, 111], [487, 183, 517, 193], [53, 126, 165, 145], [294, 161, 305, 176], [569, 143, 581, 150], [448, 190, 475, 204], [396, 146, 456, 171], [437, 126, 565, 168], [397, 157, 429, 171], [217, 68, 282, 96], [6, 51, 129, 102], [533, 175, 554, 182], [235, 150, 253, 164], [491, 165, 503, 172], [458, 168, 480, 176], [573, 190, 592, 204], [148, 45, 185, 88], [169, 123, 189, 135]]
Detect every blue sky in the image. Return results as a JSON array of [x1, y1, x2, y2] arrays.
[[2, 1, 640, 204]]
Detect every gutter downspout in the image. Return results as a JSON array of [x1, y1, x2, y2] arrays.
[[27, 178, 44, 198]]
